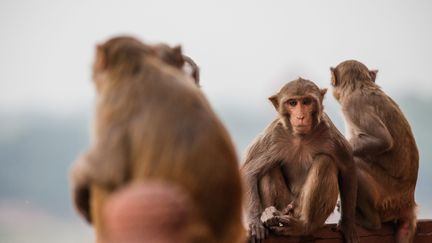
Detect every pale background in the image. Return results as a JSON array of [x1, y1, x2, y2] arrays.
[[0, 0, 431, 242]]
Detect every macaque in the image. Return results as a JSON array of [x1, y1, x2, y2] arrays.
[[242, 78, 358, 243], [330, 60, 419, 243], [70, 36, 244, 243]]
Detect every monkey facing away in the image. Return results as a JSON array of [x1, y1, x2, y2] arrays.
[[330, 60, 419, 243], [241, 78, 358, 243], [70, 36, 244, 243]]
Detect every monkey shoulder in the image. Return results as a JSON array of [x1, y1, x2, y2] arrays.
[[244, 120, 274, 153], [341, 93, 366, 114], [145, 57, 199, 95], [242, 120, 287, 170], [343, 89, 392, 114]]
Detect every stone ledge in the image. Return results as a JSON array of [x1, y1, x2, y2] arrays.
[[263, 219, 432, 243]]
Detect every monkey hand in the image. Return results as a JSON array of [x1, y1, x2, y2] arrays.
[[73, 181, 91, 223], [282, 201, 296, 215], [268, 215, 300, 236], [261, 206, 283, 227], [248, 219, 268, 243], [70, 154, 92, 223]]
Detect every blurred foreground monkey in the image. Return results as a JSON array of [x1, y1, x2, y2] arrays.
[[242, 78, 358, 243], [331, 60, 419, 243], [70, 36, 244, 243]]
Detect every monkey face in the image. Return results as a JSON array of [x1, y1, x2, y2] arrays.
[[269, 78, 326, 135], [284, 96, 316, 135]]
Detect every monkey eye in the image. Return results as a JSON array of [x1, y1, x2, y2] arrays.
[[287, 99, 297, 107], [302, 98, 312, 105]]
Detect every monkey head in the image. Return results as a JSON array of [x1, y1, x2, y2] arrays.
[[269, 78, 327, 136], [92, 36, 152, 93], [330, 60, 378, 101], [92, 36, 199, 91]]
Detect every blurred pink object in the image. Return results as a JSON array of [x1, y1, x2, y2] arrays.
[[103, 181, 201, 243]]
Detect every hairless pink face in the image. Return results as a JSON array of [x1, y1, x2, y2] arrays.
[[284, 96, 316, 135]]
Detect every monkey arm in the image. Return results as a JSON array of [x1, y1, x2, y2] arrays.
[[242, 155, 275, 223], [241, 159, 271, 242], [241, 135, 280, 241], [345, 101, 393, 156], [86, 126, 130, 186], [70, 153, 93, 222], [70, 126, 129, 223], [242, 169, 263, 222], [242, 137, 280, 222]]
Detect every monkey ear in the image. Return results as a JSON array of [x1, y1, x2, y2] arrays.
[[94, 44, 107, 71], [173, 45, 183, 56], [369, 69, 378, 82], [320, 88, 327, 97], [330, 67, 338, 86], [268, 95, 279, 110]]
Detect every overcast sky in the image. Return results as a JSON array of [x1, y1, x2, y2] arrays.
[[1, 0, 431, 114]]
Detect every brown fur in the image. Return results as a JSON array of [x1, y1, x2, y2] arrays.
[[153, 43, 200, 85], [242, 78, 358, 243], [331, 60, 419, 243], [92, 36, 199, 86], [70, 36, 243, 243]]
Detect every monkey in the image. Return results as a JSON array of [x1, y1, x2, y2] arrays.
[[241, 78, 358, 243], [330, 60, 419, 243], [70, 36, 244, 243]]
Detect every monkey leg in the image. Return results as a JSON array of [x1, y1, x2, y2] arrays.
[[354, 157, 382, 230], [395, 207, 416, 243], [259, 166, 293, 210], [269, 155, 339, 236], [249, 167, 293, 243]]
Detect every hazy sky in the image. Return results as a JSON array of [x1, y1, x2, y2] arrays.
[[1, 0, 431, 113]]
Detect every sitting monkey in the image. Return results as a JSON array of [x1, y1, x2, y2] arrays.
[[330, 60, 419, 243], [70, 36, 244, 243], [242, 78, 358, 243]]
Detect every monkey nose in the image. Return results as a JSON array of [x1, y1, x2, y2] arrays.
[[296, 116, 304, 120]]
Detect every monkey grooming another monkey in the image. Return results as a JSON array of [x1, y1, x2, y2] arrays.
[[70, 36, 244, 243], [330, 60, 419, 243], [242, 78, 358, 243]]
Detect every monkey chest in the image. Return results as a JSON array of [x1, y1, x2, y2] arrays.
[[279, 151, 314, 194]]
